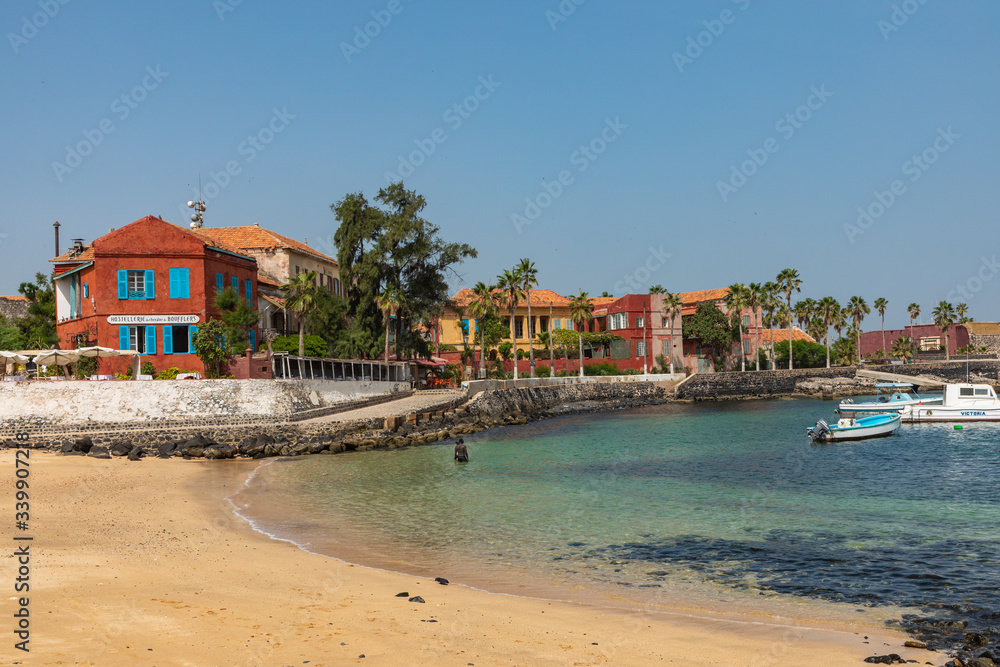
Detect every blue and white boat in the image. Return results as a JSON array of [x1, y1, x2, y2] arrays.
[[807, 411, 902, 442], [901, 383, 1000, 422], [838, 383, 942, 415]]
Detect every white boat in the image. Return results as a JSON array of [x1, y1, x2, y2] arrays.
[[901, 383, 1000, 422], [807, 411, 902, 442], [838, 383, 942, 414]]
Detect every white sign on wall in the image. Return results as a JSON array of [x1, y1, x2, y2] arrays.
[[107, 315, 200, 325]]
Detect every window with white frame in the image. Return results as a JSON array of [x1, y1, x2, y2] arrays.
[[636, 316, 645, 328], [127, 270, 145, 294], [636, 341, 647, 357]]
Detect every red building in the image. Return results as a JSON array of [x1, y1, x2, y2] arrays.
[[50, 216, 259, 376], [859, 323, 969, 359]]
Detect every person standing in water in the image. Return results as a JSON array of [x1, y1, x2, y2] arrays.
[[454, 438, 469, 462]]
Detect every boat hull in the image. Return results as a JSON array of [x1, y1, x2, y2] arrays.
[[838, 398, 942, 414], [811, 414, 902, 442], [903, 406, 1000, 422]]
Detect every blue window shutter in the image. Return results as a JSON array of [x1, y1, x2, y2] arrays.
[[69, 277, 77, 319], [216, 273, 223, 293], [250, 329, 257, 353], [146, 326, 156, 355], [189, 325, 198, 352], [119, 326, 129, 350], [163, 325, 173, 355], [145, 270, 155, 299], [180, 269, 190, 298], [246, 279, 252, 306], [118, 270, 127, 299], [232, 276, 239, 294], [83, 283, 89, 299], [168, 268, 178, 298]]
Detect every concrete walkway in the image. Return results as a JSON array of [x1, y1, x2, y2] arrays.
[[297, 389, 467, 424]]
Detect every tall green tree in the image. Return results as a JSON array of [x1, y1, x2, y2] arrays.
[[375, 286, 401, 377], [761, 281, 781, 370], [661, 291, 683, 374], [956, 302, 970, 323], [649, 285, 666, 294], [467, 281, 499, 379], [932, 300, 956, 361], [847, 296, 869, 361], [775, 268, 802, 370], [817, 296, 840, 369], [683, 301, 739, 369], [724, 283, 749, 372], [874, 297, 888, 357], [282, 271, 321, 357], [569, 290, 594, 378], [517, 258, 539, 378], [191, 319, 230, 379], [331, 182, 477, 359], [746, 282, 763, 371], [496, 267, 525, 378], [908, 302, 921, 359], [17, 273, 58, 349]]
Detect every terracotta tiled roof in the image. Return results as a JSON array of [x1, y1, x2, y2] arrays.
[[261, 294, 286, 308], [753, 327, 817, 344], [451, 288, 571, 308], [0, 296, 29, 302], [50, 244, 95, 263], [195, 225, 337, 265], [588, 296, 616, 307], [256, 274, 282, 288], [679, 288, 729, 304]]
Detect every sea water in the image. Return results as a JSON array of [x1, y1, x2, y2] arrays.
[[233, 398, 1000, 650]]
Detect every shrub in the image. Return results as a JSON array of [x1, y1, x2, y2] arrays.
[[141, 361, 156, 376], [534, 364, 549, 376], [272, 335, 327, 358], [155, 367, 189, 380]]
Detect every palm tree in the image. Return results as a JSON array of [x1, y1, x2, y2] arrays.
[[956, 303, 970, 323], [891, 336, 914, 362], [775, 269, 802, 369], [649, 285, 666, 294], [746, 282, 763, 371], [761, 281, 780, 369], [932, 301, 956, 361], [517, 258, 539, 378], [873, 297, 888, 358], [725, 283, 749, 372], [907, 302, 920, 360], [847, 296, 869, 362], [281, 270, 321, 357], [467, 281, 498, 379], [374, 287, 401, 378], [816, 297, 839, 369], [569, 290, 594, 378], [806, 317, 826, 344], [496, 268, 525, 379], [661, 291, 683, 374], [794, 298, 817, 338]]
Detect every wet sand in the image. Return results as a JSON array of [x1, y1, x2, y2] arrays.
[[2, 450, 945, 666]]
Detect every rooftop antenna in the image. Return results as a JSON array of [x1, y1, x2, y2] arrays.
[[187, 176, 207, 229]]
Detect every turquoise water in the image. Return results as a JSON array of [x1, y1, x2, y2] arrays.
[[235, 398, 1000, 649]]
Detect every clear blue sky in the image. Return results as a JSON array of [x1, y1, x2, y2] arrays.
[[2, 0, 997, 329]]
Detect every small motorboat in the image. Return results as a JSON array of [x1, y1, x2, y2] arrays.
[[838, 383, 942, 414], [807, 411, 902, 442], [901, 383, 1000, 422]]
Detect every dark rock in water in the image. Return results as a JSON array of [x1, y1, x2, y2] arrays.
[[395, 592, 409, 597], [87, 445, 111, 459], [238, 435, 268, 458], [966, 633, 990, 647], [408, 596, 425, 603], [127, 446, 146, 461], [967, 658, 996, 667], [110, 440, 132, 456], [73, 436, 93, 453], [434, 577, 449, 585], [863, 654, 905, 664]]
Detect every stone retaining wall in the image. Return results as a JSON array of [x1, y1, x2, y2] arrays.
[[0, 379, 410, 437], [676, 361, 1000, 400], [465, 380, 674, 418]]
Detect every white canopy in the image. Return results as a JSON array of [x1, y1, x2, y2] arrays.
[[0, 351, 29, 364], [33, 348, 139, 366]]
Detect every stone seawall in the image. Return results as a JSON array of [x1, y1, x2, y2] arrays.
[[676, 361, 1000, 401], [466, 381, 674, 418], [0, 379, 411, 437]]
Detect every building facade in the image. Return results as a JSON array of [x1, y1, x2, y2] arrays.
[[859, 323, 970, 359], [50, 216, 259, 375], [194, 224, 341, 344]]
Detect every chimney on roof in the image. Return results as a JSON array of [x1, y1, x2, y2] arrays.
[[53, 221, 60, 257], [70, 238, 84, 257]]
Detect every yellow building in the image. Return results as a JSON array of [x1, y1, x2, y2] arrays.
[[441, 288, 614, 351]]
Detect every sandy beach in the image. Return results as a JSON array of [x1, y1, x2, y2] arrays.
[[2, 449, 945, 666]]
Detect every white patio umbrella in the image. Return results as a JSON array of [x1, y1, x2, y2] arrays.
[[77, 346, 134, 358], [33, 349, 81, 366], [0, 351, 30, 364]]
